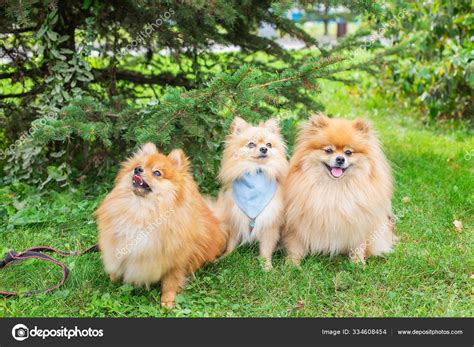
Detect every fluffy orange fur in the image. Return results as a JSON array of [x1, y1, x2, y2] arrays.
[[213, 117, 288, 270], [95, 143, 226, 308], [282, 114, 396, 265]]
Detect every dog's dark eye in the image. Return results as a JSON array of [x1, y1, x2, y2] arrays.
[[344, 149, 353, 156], [153, 170, 162, 177], [266, 143, 272, 148], [248, 142, 256, 148], [324, 148, 333, 154]]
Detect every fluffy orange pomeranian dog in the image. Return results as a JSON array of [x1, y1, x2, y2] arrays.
[[95, 143, 226, 308], [213, 117, 288, 270], [283, 114, 396, 265]]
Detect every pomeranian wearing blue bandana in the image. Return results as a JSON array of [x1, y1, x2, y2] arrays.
[[213, 117, 288, 270]]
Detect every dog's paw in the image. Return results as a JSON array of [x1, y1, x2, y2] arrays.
[[258, 256, 273, 271], [263, 261, 273, 272], [349, 253, 367, 265], [160, 300, 175, 309], [109, 273, 120, 283], [285, 256, 302, 268]]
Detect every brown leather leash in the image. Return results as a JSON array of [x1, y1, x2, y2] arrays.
[[0, 244, 99, 297]]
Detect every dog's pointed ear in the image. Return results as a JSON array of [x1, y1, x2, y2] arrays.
[[168, 149, 189, 170], [353, 118, 371, 133], [136, 142, 157, 156], [310, 114, 329, 129], [263, 117, 280, 133], [230, 116, 249, 134]]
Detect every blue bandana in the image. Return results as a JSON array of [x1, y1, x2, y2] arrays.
[[232, 170, 277, 230]]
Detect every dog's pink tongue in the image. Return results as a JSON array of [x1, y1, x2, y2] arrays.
[[331, 167, 343, 178], [133, 175, 143, 185]]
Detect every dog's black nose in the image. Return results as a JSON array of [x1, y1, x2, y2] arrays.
[[259, 147, 268, 154], [335, 156, 345, 165], [134, 166, 144, 175]]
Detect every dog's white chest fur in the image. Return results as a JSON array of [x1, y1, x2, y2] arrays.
[[300, 180, 391, 256], [227, 187, 283, 244], [105, 216, 166, 286]]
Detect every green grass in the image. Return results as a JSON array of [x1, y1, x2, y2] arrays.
[[0, 79, 472, 317]]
